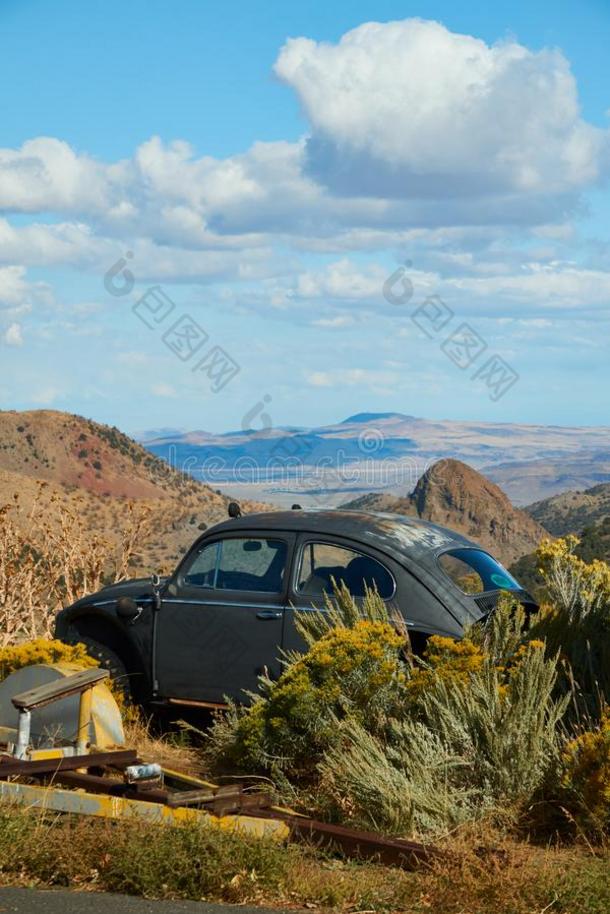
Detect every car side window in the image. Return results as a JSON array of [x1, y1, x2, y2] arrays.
[[297, 542, 395, 599], [183, 538, 288, 593]]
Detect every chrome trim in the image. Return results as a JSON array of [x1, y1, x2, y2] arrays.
[[163, 598, 284, 611], [289, 604, 414, 624], [91, 597, 153, 608]]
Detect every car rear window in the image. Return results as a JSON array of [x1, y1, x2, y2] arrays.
[[438, 548, 521, 594]]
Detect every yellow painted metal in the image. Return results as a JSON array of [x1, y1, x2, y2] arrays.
[[0, 779, 290, 840], [26, 748, 67, 761], [161, 766, 220, 790], [0, 663, 125, 753], [52, 663, 125, 750]]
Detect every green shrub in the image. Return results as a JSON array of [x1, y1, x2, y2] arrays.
[[530, 536, 610, 713], [208, 611, 405, 776], [319, 603, 567, 836], [559, 710, 610, 834]]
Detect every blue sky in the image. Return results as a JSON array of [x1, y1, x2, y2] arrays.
[[0, 0, 609, 433]]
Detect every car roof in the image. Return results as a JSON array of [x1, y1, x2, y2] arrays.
[[206, 508, 478, 565]]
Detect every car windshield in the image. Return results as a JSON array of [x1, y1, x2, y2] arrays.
[[438, 548, 522, 594]]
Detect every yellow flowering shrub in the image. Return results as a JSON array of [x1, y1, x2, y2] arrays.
[[406, 627, 547, 706], [536, 536, 610, 617], [215, 620, 405, 774], [531, 536, 610, 711], [0, 638, 128, 711], [0, 638, 98, 681], [561, 711, 610, 831], [406, 634, 485, 701]]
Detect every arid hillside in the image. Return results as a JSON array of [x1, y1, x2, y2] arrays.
[[0, 410, 267, 575], [526, 482, 610, 536], [0, 409, 195, 499], [344, 459, 548, 565]]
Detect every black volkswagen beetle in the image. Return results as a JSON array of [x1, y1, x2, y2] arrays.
[[55, 508, 535, 707]]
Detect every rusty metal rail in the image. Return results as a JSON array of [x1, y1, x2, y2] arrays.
[[0, 748, 437, 868]]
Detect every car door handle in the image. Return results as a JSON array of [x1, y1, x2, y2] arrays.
[[256, 610, 282, 620]]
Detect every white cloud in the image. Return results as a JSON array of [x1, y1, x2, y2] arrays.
[[0, 18, 607, 347], [311, 315, 354, 328], [2, 322, 23, 346], [31, 386, 60, 405], [151, 382, 177, 398], [0, 137, 125, 214], [306, 367, 400, 388], [275, 19, 609, 202], [0, 265, 31, 306], [3, 18, 607, 252]]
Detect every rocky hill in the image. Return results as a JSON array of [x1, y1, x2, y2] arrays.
[[0, 410, 267, 574], [0, 409, 196, 499], [344, 459, 548, 565], [525, 482, 610, 537]]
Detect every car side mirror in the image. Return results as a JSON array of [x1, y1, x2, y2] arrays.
[[116, 597, 140, 621]]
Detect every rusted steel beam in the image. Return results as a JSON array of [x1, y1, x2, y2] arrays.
[[47, 770, 169, 804], [280, 815, 439, 868], [165, 784, 242, 808], [46, 770, 133, 797], [197, 791, 274, 816], [0, 748, 137, 778]]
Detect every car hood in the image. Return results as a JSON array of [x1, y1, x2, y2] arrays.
[[69, 576, 168, 608]]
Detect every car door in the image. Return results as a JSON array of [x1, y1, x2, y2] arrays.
[[155, 531, 295, 704], [282, 534, 399, 655]]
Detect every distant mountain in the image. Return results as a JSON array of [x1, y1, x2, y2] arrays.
[[133, 426, 186, 442], [483, 454, 610, 506], [343, 459, 548, 566], [141, 413, 610, 507], [340, 412, 415, 424]]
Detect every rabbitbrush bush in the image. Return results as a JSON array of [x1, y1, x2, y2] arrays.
[[319, 600, 568, 835], [559, 709, 610, 834], [208, 589, 569, 836], [0, 637, 98, 681], [207, 584, 407, 775], [530, 536, 610, 713]]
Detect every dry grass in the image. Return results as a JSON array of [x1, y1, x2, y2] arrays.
[[0, 807, 607, 913], [122, 713, 206, 777]]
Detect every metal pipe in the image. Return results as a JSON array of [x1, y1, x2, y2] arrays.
[[14, 709, 31, 760], [76, 686, 92, 755]]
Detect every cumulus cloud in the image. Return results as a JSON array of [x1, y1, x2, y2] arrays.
[[0, 137, 127, 214], [2, 322, 23, 346], [0, 265, 31, 306], [0, 18, 607, 341], [275, 19, 609, 204], [4, 18, 608, 247]]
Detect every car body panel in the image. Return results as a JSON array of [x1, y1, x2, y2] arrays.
[[55, 509, 531, 705]]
